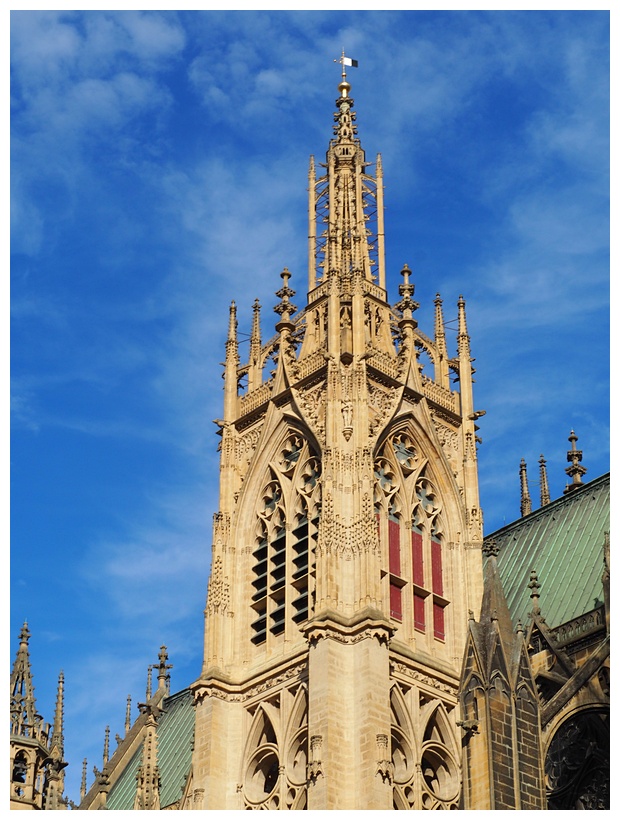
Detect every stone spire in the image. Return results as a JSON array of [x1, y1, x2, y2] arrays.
[[223, 301, 239, 423], [10, 622, 39, 737], [564, 429, 587, 492], [539, 454, 550, 506], [307, 65, 384, 291], [519, 458, 532, 517], [50, 670, 65, 756], [80, 759, 88, 801], [248, 298, 263, 391], [125, 694, 132, 735], [433, 293, 450, 389], [44, 671, 67, 810]]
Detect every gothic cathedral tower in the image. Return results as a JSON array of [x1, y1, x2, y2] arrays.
[[189, 67, 484, 810]]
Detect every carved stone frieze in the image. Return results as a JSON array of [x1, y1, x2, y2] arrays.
[[389, 662, 458, 695], [196, 662, 308, 705], [306, 622, 392, 647]]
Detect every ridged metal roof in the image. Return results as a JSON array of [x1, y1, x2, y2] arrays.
[[489, 474, 609, 629], [106, 746, 141, 810], [158, 688, 195, 808], [106, 687, 195, 810]]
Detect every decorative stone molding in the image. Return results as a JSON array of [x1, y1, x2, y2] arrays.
[[193, 661, 308, 705], [390, 662, 458, 695], [305, 614, 393, 648]]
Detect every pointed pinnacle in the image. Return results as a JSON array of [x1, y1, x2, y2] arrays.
[[520, 458, 532, 517], [539, 454, 550, 506]]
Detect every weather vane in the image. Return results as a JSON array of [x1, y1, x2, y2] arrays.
[[334, 49, 358, 80]]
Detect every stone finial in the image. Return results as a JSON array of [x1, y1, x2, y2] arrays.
[[274, 268, 297, 331], [155, 645, 173, 693], [520, 458, 532, 517], [564, 430, 587, 492], [125, 694, 132, 735], [396, 264, 420, 324]]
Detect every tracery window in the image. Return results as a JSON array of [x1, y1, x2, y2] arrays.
[[242, 686, 308, 810], [250, 435, 320, 646], [391, 683, 461, 810], [545, 709, 609, 810], [374, 431, 448, 642]]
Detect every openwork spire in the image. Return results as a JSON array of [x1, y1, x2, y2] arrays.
[[307, 58, 385, 290], [519, 458, 532, 517], [564, 429, 587, 492]]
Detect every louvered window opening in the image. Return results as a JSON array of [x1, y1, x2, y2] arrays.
[[251, 512, 318, 645]]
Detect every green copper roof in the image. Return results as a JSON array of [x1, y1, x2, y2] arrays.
[[106, 746, 141, 810], [106, 687, 195, 810], [489, 473, 609, 630], [158, 687, 195, 808]]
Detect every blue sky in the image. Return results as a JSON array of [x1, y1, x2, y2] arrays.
[[10, 9, 609, 804]]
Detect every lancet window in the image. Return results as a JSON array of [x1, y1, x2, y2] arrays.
[[250, 435, 320, 646], [374, 432, 448, 641]]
